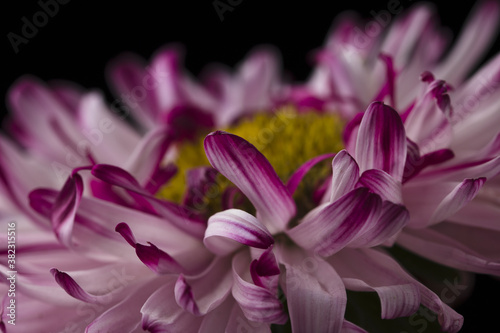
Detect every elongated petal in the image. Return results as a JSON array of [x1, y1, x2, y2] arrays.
[[404, 79, 452, 155], [287, 188, 381, 257], [107, 54, 159, 128], [50, 268, 100, 303], [329, 150, 360, 202], [434, 1, 500, 85], [115, 222, 185, 274], [204, 209, 274, 255], [430, 178, 486, 224], [232, 251, 287, 324], [398, 226, 500, 276], [330, 248, 420, 319], [282, 252, 346, 333], [51, 174, 83, 247], [124, 127, 173, 186], [355, 102, 407, 180], [204, 131, 295, 232]]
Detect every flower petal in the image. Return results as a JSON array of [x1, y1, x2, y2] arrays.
[[141, 278, 203, 332], [281, 251, 346, 333], [250, 245, 280, 292], [286, 153, 335, 195], [287, 188, 381, 257], [86, 280, 160, 333], [107, 53, 159, 128], [330, 248, 420, 319], [50, 268, 100, 303], [51, 174, 83, 247], [204, 131, 295, 233], [204, 209, 274, 256], [329, 150, 360, 202], [355, 102, 407, 180], [358, 169, 402, 204], [115, 222, 186, 274], [231, 251, 287, 324], [434, 1, 500, 85], [398, 225, 500, 276], [430, 177, 486, 224], [348, 201, 409, 248], [174, 257, 232, 316]]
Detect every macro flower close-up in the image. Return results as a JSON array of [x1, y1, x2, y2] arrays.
[[1, 1, 500, 332]]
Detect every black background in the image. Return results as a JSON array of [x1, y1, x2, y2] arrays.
[[2, 0, 500, 332]]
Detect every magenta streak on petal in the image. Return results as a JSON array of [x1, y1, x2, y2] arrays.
[[286, 153, 335, 195], [50, 268, 98, 303], [204, 131, 295, 232], [355, 102, 407, 181], [115, 222, 184, 274], [174, 275, 201, 316], [51, 174, 83, 247]]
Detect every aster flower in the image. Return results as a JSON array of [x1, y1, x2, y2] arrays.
[[1, 2, 499, 333]]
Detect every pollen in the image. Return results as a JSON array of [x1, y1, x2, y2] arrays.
[[157, 106, 344, 213]]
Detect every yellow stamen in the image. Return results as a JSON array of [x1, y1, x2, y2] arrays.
[[157, 106, 344, 213]]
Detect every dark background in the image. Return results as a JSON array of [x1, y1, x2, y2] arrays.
[[2, 0, 499, 332]]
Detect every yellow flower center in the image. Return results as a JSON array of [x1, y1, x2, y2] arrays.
[[157, 106, 344, 215]]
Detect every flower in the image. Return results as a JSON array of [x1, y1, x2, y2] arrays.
[[1, 2, 499, 333]]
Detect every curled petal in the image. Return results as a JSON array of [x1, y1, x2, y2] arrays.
[[50, 268, 99, 303], [204, 209, 274, 255], [51, 174, 83, 247], [115, 222, 184, 274], [232, 251, 287, 324], [329, 150, 360, 202]]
